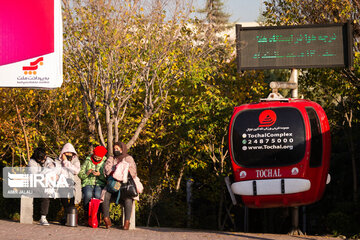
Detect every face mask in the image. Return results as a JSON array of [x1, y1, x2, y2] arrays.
[[39, 158, 46, 166], [37, 156, 46, 163], [114, 151, 121, 156], [66, 155, 73, 161]]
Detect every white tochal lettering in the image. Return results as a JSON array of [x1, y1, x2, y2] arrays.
[[256, 169, 282, 178]]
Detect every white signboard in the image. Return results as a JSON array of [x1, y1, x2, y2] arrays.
[[0, 0, 63, 88]]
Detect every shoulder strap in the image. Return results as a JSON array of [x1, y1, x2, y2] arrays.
[[115, 189, 121, 205]]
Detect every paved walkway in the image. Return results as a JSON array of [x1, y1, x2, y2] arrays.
[[0, 219, 340, 240]]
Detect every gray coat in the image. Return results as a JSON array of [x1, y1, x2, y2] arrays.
[[28, 157, 57, 174]]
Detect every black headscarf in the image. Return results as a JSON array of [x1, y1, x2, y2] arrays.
[[31, 147, 46, 166]]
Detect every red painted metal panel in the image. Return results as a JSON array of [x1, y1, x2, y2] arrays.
[[229, 99, 331, 208]]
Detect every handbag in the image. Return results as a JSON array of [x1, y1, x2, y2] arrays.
[[106, 176, 121, 193], [107, 176, 122, 204], [120, 173, 138, 198]]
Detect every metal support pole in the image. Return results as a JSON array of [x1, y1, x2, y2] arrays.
[[244, 206, 249, 232], [268, 68, 298, 100], [302, 206, 306, 234], [289, 69, 298, 98], [289, 206, 304, 235], [224, 176, 237, 205], [186, 179, 194, 228], [292, 207, 299, 229]]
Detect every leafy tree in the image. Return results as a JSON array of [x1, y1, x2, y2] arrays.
[[198, 0, 230, 27], [0, 83, 88, 165], [263, 0, 359, 84], [262, 0, 360, 236], [0, 0, 271, 230], [198, 0, 231, 40], [63, 0, 220, 154]]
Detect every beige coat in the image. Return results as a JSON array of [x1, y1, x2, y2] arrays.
[[104, 155, 137, 179], [56, 143, 81, 204], [101, 155, 139, 201]]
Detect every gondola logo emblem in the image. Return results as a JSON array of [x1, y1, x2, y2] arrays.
[[258, 110, 277, 127], [22, 57, 44, 75]]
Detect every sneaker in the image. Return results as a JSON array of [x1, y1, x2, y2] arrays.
[[39, 217, 50, 226]]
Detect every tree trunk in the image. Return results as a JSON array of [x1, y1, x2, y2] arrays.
[[175, 163, 185, 192], [127, 113, 150, 149], [12, 148, 14, 167], [95, 111, 106, 147], [82, 95, 96, 153], [106, 105, 113, 155], [15, 105, 30, 165], [344, 110, 357, 202], [88, 117, 96, 153], [147, 195, 154, 227], [218, 187, 224, 230], [114, 117, 119, 143]]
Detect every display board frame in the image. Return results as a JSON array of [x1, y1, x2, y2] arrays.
[[236, 22, 353, 70]]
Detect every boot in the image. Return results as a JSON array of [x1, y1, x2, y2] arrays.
[[123, 220, 130, 230], [88, 199, 101, 228], [104, 217, 112, 229]]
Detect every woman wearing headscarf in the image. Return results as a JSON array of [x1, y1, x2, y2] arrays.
[[78, 145, 107, 222], [55, 142, 81, 224], [102, 142, 137, 230], [28, 147, 57, 226]]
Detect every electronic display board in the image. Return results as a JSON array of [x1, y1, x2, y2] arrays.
[[236, 23, 353, 70]]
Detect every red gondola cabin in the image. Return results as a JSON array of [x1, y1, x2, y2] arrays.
[[229, 99, 331, 208]]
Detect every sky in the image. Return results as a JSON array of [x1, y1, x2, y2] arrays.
[[194, 0, 264, 23], [225, 0, 264, 22]]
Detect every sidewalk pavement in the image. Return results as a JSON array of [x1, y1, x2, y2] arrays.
[[0, 219, 340, 240]]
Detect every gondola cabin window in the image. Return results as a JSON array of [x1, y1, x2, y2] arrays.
[[231, 107, 306, 168], [306, 107, 323, 168]]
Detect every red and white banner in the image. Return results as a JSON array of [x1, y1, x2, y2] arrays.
[[0, 0, 63, 88]]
